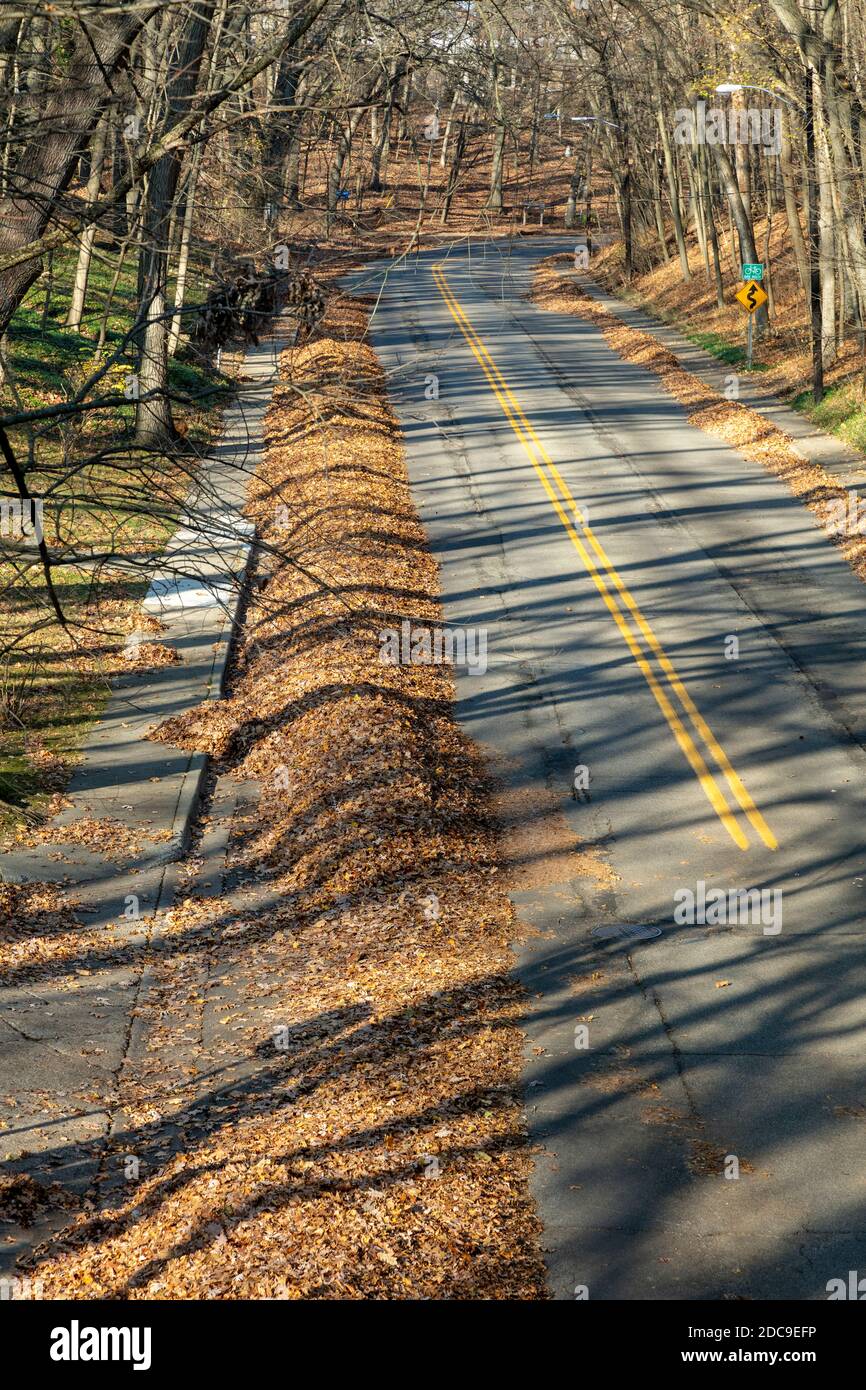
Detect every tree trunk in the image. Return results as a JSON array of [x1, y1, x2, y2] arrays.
[[485, 24, 506, 213], [816, 108, 836, 365], [167, 143, 203, 356], [487, 67, 506, 216], [327, 105, 367, 230], [805, 64, 824, 403], [64, 113, 109, 332], [369, 103, 388, 192], [370, 60, 402, 191], [711, 141, 768, 333], [440, 116, 466, 225], [651, 154, 670, 261], [439, 88, 458, 168], [686, 146, 708, 274], [820, 53, 866, 314], [262, 54, 300, 220], [564, 151, 583, 229], [779, 107, 809, 294], [261, 38, 319, 220], [703, 153, 725, 309], [763, 154, 776, 318], [733, 91, 752, 223], [396, 71, 410, 144], [584, 144, 594, 253], [285, 117, 304, 207], [657, 107, 690, 279], [135, 4, 214, 447], [0, 7, 153, 338]]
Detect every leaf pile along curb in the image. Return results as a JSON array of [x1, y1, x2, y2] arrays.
[[22, 291, 547, 1299]]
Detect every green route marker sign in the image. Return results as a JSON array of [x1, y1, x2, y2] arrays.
[[741, 262, 764, 281]]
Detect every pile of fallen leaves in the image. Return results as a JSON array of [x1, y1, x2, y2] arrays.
[[123, 641, 180, 670], [532, 257, 866, 582], [0, 1174, 80, 1228], [21, 291, 547, 1299]]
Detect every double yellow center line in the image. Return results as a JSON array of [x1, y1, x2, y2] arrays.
[[432, 261, 776, 853]]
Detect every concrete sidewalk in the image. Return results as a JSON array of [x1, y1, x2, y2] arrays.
[[0, 329, 284, 1270]]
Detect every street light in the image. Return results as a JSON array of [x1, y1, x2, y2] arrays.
[[714, 81, 805, 118], [714, 82, 797, 106], [713, 80, 822, 402]]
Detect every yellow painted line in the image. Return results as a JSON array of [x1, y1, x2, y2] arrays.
[[432, 262, 777, 853]]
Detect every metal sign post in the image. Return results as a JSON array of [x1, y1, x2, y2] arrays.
[[735, 279, 768, 369]]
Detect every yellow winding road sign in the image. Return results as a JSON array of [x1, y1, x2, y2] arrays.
[[735, 280, 768, 314]]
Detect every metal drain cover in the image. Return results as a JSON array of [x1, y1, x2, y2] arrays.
[[591, 924, 662, 944]]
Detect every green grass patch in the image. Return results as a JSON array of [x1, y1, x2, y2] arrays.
[[791, 380, 866, 452], [6, 241, 222, 432], [684, 329, 771, 372], [608, 282, 771, 372], [0, 642, 121, 832]]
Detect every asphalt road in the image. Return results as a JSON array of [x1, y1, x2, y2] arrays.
[[345, 237, 866, 1300]]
